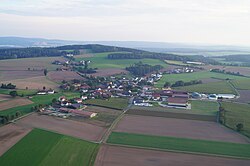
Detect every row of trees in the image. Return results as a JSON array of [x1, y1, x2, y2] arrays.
[[210, 69, 243, 76], [126, 62, 163, 76], [164, 80, 202, 88], [1, 83, 16, 89], [0, 111, 21, 124]]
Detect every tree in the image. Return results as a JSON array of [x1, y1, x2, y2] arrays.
[[164, 82, 171, 88], [44, 69, 48, 76], [52, 98, 57, 104], [236, 123, 244, 132], [9, 91, 18, 97], [43, 86, 46, 90], [15, 111, 21, 118]]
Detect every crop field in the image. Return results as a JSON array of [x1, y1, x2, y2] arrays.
[[220, 102, 250, 138], [17, 113, 106, 141], [0, 94, 11, 102], [0, 128, 99, 166], [190, 100, 219, 115], [107, 132, 250, 158], [164, 60, 187, 66], [0, 70, 43, 81], [155, 71, 246, 88], [95, 145, 250, 166], [0, 57, 64, 71], [231, 79, 250, 90], [0, 98, 33, 111], [90, 68, 128, 77], [1, 76, 59, 90], [76, 52, 168, 69], [85, 97, 129, 110], [236, 90, 250, 104], [176, 81, 237, 94], [127, 107, 217, 121], [0, 124, 31, 156], [114, 115, 248, 143], [48, 71, 85, 83]]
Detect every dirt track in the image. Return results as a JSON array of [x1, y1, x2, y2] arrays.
[[16, 113, 106, 142], [114, 115, 250, 143], [95, 145, 250, 166], [0, 98, 33, 111], [0, 124, 31, 156]]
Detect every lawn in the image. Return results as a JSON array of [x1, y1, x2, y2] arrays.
[[76, 52, 168, 69], [85, 97, 129, 110], [176, 81, 237, 94], [0, 129, 99, 166], [220, 102, 250, 138], [190, 100, 219, 115], [155, 71, 246, 88], [231, 79, 250, 90], [107, 132, 250, 159], [0, 88, 37, 96]]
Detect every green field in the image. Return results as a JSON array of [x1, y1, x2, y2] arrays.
[[85, 97, 128, 110], [231, 79, 250, 90], [0, 88, 37, 96], [108, 132, 250, 159], [76, 52, 168, 69], [155, 71, 246, 88], [190, 100, 219, 115], [0, 129, 99, 166], [164, 60, 187, 66], [221, 102, 250, 138], [176, 81, 237, 94]]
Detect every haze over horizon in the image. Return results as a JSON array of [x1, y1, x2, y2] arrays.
[[0, 0, 250, 46]]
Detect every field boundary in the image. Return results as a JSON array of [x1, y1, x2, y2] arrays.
[[126, 109, 217, 122]]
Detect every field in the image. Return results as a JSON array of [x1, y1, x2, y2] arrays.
[[127, 108, 217, 121], [85, 97, 129, 110], [231, 79, 250, 90], [107, 132, 250, 158], [0, 57, 64, 71], [190, 100, 219, 115], [176, 81, 237, 94], [0, 124, 31, 156], [155, 71, 246, 88], [17, 113, 106, 142], [0, 70, 43, 81], [0, 94, 11, 102], [0, 98, 33, 111], [90, 68, 128, 77], [236, 90, 250, 104], [72, 106, 122, 127], [220, 102, 250, 138], [95, 145, 250, 166], [0, 128, 99, 166], [76, 52, 168, 69], [1, 76, 59, 90], [48, 71, 85, 83], [164, 60, 187, 66], [114, 115, 248, 143]]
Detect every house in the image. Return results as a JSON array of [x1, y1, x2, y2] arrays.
[[59, 96, 67, 102], [74, 98, 82, 103], [37, 91, 47, 95], [47, 90, 55, 94], [152, 93, 161, 101], [167, 97, 188, 108], [81, 96, 88, 100]]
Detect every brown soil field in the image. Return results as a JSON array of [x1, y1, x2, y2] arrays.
[[1, 76, 59, 90], [90, 68, 128, 77], [0, 57, 64, 71], [0, 94, 12, 102], [17, 113, 106, 142], [0, 98, 33, 111], [95, 145, 250, 166], [0, 124, 31, 156], [203, 65, 250, 76], [114, 115, 250, 143], [48, 71, 85, 82], [235, 90, 250, 104], [0, 70, 43, 81], [127, 109, 217, 122]]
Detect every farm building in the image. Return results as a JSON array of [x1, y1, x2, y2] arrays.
[[217, 94, 236, 99], [167, 97, 188, 108]]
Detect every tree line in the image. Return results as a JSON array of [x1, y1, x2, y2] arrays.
[[126, 62, 163, 76], [164, 80, 202, 87], [210, 69, 243, 76], [1, 83, 16, 89]]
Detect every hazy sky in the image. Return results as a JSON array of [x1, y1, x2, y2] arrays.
[[0, 0, 250, 45]]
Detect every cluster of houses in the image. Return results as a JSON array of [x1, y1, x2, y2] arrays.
[[39, 96, 97, 119], [134, 88, 190, 109], [165, 67, 195, 74]]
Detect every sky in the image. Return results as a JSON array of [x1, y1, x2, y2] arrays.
[[0, 0, 250, 46]]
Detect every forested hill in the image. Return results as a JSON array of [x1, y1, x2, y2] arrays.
[[0, 44, 218, 64]]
